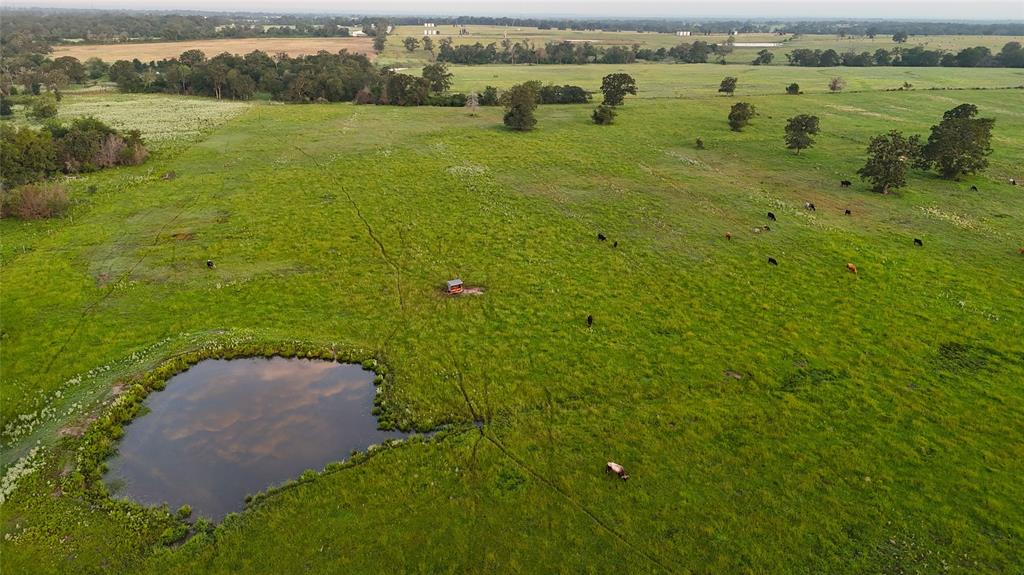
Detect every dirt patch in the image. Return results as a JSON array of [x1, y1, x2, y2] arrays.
[[170, 232, 195, 241], [58, 415, 97, 439]]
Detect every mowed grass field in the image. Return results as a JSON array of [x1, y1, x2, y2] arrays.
[[51, 36, 375, 62], [1, 64, 1023, 573]]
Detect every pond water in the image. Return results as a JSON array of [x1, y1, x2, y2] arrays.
[[105, 357, 406, 520]]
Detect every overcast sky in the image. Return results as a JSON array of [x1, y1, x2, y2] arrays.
[[4, 0, 1023, 20]]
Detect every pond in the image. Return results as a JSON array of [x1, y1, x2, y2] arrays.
[[104, 357, 406, 520]]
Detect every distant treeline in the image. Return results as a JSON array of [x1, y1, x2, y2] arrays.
[[437, 39, 1024, 68], [786, 44, 1024, 67], [96, 50, 593, 107], [2, 8, 1022, 46]]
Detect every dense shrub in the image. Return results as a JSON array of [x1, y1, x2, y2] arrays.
[[426, 93, 468, 107], [1, 183, 69, 220], [786, 83, 801, 95], [502, 82, 538, 131], [0, 118, 147, 188], [537, 84, 591, 104], [479, 86, 499, 106], [591, 104, 616, 125], [28, 94, 58, 120], [160, 524, 189, 546], [0, 124, 57, 186]]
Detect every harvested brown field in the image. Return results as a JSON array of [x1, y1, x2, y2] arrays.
[[52, 37, 375, 62]]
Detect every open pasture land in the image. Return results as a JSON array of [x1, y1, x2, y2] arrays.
[[383, 26, 1022, 65], [446, 62, 1024, 97], [1, 64, 1023, 573], [51, 36, 375, 62]]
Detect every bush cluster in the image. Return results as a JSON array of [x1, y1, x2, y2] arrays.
[[0, 118, 147, 188]]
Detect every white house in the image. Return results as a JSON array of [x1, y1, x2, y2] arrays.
[[423, 22, 440, 35], [676, 30, 691, 37]]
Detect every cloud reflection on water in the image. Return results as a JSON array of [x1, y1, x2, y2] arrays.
[[106, 357, 404, 519]]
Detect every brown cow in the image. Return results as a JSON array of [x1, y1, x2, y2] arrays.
[[847, 263, 858, 274], [725, 232, 733, 240]]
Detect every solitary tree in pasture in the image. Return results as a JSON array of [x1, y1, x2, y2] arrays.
[[857, 130, 921, 194], [502, 82, 539, 131], [752, 49, 774, 65], [786, 83, 800, 95], [403, 37, 420, 52], [718, 76, 738, 96], [422, 37, 434, 54], [728, 102, 756, 131], [893, 31, 909, 43], [784, 115, 820, 154], [915, 104, 994, 179], [465, 92, 480, 116], [829, 77, 847, 93], [422, 63, 453, 94], [592, 104, 616, 125], [600, 73, 637, 106], [373, 36, 387, 53]]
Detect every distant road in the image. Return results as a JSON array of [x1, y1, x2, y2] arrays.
[[52, 37, 375, 61]]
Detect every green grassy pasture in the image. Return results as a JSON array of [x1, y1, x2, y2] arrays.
[[1, 64, 1023, 573]]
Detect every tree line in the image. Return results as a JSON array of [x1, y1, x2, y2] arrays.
[[4, 9, 1021, 45], [431, 39, 1023, 67], [786, 43, 1024, 68]]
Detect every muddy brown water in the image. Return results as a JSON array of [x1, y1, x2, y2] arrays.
[[104, 357, 406, 520]]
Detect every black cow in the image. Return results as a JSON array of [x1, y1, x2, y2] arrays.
[[804, 202, 816, 211], [844, 209, 851, 216], [768, 257, 778, 266], [1010, 178, 1017, 186], [613, 241, 618, 248], [914, 238, 923, 247], [767, 212, 777, 221], [587, 314, 593, 328], [970, 185, 978, 192], [206, 259, 215, 269], [597, 233, 607, 241], [841, 180, 852, 188]]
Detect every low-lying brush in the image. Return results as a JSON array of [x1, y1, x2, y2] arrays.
[[0, 183, 69, 220]]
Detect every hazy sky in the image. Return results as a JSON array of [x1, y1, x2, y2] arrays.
[[4, 0, 1023, 20]]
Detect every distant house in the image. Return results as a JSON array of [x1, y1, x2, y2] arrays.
[[350, 30, 367, 37], [423, 23, 440, 36], [676, 31, 692, 37]]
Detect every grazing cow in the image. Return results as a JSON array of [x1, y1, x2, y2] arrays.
[[1018, 247, 1023, 255], [587, 314, 593, 328], [768, 257, 778, 266], [914, 238, 923, 247], [753, 227, 762, 233], [970, 185, 978, 192], [767, 212, 777, 221], [841, 180, 852, 188], [206, 259, 215, 269], [597, 233, 607, 241], [847, 262, 858, 274], [763, 225, 771, 232], [613, 241, 618, 248], [1010, 178, 1017, 186], [606, 461, 629, 480], [804, 202, 816, 211], [696, 138, 705, 150], [844, 209, 852, 216], [725, 232, 733, 240]]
